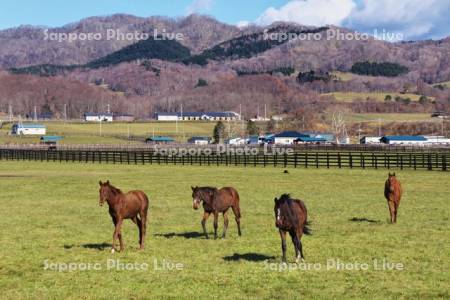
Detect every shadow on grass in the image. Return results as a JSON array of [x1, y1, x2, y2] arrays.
[[223, 253, 275, 262], [64, 243, 112, 250], [349, 217, 381, 224], [154, 232, 205, 239]]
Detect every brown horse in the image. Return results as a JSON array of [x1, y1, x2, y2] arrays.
[[99, 180, 149, 253], [384, 173, 402, 223], [274, 194, 311, 262], [191, 186, 242, 239]]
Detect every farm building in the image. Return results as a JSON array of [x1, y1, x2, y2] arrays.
[[296, 137, 327, 144], [301, 131, 335, 143], [84, 113, 113, 122], [11, 123, 46, 135], [225, 137, 247, 145], [155, 112, 240, 122], [380, 136, 427, 145], [423, 136, 450, 145], [360, 136, 382, 144], [188, 136, 211, 145], [40, 136, 63, 146], [145, 136, 175, 144], [273, 131, 310, 145], [114, 114, 135, 122]]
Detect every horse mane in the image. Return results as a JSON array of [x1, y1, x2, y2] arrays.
[[107, 184, 123, 195]]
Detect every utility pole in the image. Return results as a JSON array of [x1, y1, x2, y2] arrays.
[[264, 104, 267, 120], [378, 118, 382, 137], [8, 104, 13, 122], [34, 106, 37, 122], [64, 104, 67, 122]]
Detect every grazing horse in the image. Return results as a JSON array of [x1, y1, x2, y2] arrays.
[[274, 194, 311, 263], [191, 186, 242, 239], [384, 173, 402, 223], [99, 180, 149, 253]]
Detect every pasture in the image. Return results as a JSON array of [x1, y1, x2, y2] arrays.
[[0, 121, 216, 144], [0, 162, 449, 299], [321, 92, 431, 103]]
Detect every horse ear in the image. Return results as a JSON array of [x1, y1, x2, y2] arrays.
[[99, 180, 103, 186], [274, 197, 278, 203], [393, 172, 396, 176], [191, 186, 195, 191], [106, 180, 110, 185]]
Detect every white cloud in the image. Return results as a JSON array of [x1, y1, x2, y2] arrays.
[[249, 0, 450, 40], [185, 0, 214, 15], [256, 0, 356, 27], [344, 0, 450, 40]]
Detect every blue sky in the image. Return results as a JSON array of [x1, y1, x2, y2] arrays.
[[0, 0, 287, 29], [0, 0, 448, 40]]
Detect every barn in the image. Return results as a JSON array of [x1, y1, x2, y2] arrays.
[[380, 136, 427, 145], [145, 136, 175, 144], [11, 123, 46, 135], [84, 113, 113, 122], [188, 136, 211, 145], [273, 131, 310, 145]]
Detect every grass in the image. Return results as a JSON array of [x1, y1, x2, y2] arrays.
[[342, 113, 432, 123], [321, 92, 430, 103], [0, 162, 449, 299], [0, 121, 216, 144]]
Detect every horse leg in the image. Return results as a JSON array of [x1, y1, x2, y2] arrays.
[[132, 216, 143, 248], [222, 211, 229, 239], [111, 216, 117, 253], [280, 230, 287, 263], [388, 201, 395, 224], [201, 212, 210, 239], [394, 201, 399, 223], [115, 218, 124, 252], [295, 233, 305, 262], [140, 211, 147, 250], [231, 205, 242, 236], [213, 211, 219, 240], [289, 231, 299, 262]]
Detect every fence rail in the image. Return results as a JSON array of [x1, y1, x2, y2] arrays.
[[0, 148, 448, 171]]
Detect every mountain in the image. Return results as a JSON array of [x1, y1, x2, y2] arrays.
[[0, 14, 240, 69]]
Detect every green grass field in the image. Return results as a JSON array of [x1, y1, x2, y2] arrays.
[[0, 121, 216, 144], [321, 92, 430, 103], [0, 162, 449, 299]]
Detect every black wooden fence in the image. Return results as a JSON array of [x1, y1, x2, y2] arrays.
[[0, 148, 448, 171]]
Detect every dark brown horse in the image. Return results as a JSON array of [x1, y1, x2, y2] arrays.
[[384, 173, 402, 223], [274, 194, 311, 262], [191, 186, 241, 239], [99, 180, 149, 253]]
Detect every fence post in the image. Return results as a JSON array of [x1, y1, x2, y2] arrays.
[[443, 154, 447, 171]]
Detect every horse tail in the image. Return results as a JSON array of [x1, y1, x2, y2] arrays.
[[303, 221, 312, 236], [232, 188, 241, 218]]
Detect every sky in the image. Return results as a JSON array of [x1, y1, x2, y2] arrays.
[[0, 0, 449, 40]]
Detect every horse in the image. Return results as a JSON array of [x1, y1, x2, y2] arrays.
[[384, 173, 402, 223], [274, 194, 311, 263], [98, 180, 149, 253], [191, 186, 242, 239]]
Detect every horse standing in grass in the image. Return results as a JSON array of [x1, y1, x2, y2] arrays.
[[191, 186, 241, 239], [274, 194, 311, 263], [99, 181, 149, 253], [384, 173, 402, 223]]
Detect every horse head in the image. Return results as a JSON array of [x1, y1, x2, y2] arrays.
[[191, 186, 215, 210], [98, 180, 111, 207], [387, 173, 397, 192]]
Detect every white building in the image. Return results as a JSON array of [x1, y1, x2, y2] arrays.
[[360, 136, 382, 144], [225, 137, 247, 145], [423, 136, 450, 145], [273, 131, 310, 145], [11, 123, 46, 135], [156, 112, 240, 122], [84, 113, 113, 122]]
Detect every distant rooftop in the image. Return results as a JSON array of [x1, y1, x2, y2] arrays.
[[381, 136, 427, 142]]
